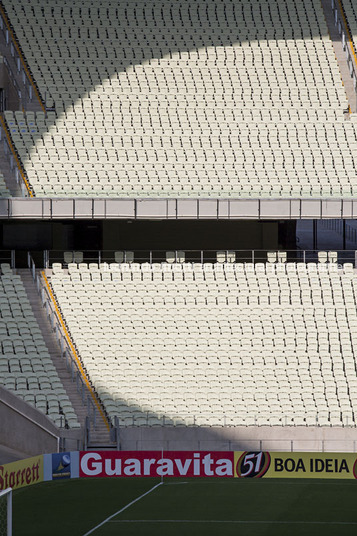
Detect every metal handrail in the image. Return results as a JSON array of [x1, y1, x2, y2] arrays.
[[40, 278, 97, 429], [332, 0, 357, 109], [27, 254, 97, 430], [0, 115, 34, 196], [45, 249, 357, 267], [110, 416, 121, 450], [0, 2, 45, 111], [3, 56, 22, 103]]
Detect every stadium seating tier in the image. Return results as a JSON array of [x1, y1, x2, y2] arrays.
[[2, 0, 355, 198], [0, 264, 79, 428], [50, 262, 357, 427]]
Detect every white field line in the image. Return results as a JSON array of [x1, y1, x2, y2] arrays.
[[82, 482, 163, 536], [109, 519, 357, 525], [164, 481, 188, 485]]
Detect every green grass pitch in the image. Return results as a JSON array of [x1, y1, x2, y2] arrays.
[[13, 477, 357, 536]]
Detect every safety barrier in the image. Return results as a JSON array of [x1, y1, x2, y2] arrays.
[[332, 0, 357, 109], [0, 116, 33, 197], [26, 254, 103, 432], [0, 2, 45, 112]]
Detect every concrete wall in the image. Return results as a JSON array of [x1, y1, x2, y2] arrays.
[[0, 385, 60, 456], [1, 198, 357, 221], [120, 425, 357, 452]]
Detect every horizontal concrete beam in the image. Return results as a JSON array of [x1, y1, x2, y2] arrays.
[[0, 197, 356, 220]]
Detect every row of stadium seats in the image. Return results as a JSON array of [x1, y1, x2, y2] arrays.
[[7, 111, 357, 197], [0, 264, 79, 428], [5, 0, 344, 105], [50, 262, 357, 427], [2, 0, 353, 198]]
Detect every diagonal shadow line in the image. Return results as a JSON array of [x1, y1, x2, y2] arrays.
[[0, 0, 337, 196]]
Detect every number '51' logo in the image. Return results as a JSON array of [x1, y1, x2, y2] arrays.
[[236, 452, 271, 478]]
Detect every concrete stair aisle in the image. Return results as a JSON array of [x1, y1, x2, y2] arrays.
[[321, 0, 357, 113], [19, 269, 114, 447], [0, 136, 22, 196], [0, 13, 43, 195], [87, 421, 115, 449], [0, 22, 44, 114]]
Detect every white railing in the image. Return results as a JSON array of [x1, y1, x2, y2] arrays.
[[27, 254, 97, 430], [0, 11, 36, 110], [45, 249, 357, 267], [0, 488, 12, 536], [115, 413, 357, 429], [331, 0, 357, 109], [0, 123, 30, 197]]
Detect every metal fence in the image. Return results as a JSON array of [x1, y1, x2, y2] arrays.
[[0, 250, 13, 267], [46, 249, 357, 267]]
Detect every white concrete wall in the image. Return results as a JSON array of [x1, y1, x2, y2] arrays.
[[120, 425, 357, 452]]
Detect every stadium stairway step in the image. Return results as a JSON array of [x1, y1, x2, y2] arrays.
[[87, 420, 116, 449], [0, 136, 23, 196], [0, 8, 44, 196], [321, 0, 357, 113], [0, 18, 44, 114], [19, 270, 89, 430], [20, 269, 115, 448]]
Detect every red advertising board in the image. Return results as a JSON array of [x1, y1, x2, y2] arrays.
[[79, 451, 234, 478]]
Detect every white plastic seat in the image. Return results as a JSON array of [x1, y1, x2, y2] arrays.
[[47, 261, 357, 428], [0, 271, 79, 429], [2, 0, 352, 198]]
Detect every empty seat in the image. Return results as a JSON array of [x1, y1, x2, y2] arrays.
[[0, 267, 79, 428], [49, 261, 357, 428], [1, 0, 352, 199]]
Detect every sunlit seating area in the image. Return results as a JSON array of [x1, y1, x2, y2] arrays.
[[49, 261, 357, 427], [2, 0, 355, 198]]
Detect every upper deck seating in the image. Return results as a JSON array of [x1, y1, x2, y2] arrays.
[[2, 0, 355, 198]]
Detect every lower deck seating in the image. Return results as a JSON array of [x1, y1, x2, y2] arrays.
[[0, 264, 79, 428], [50, 261, 357, 427]]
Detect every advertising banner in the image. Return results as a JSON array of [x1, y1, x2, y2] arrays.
[[80, 451, 234, 478], [0, 455, 44, 491], [3, 451, 354, 487], [51, 452, 72, 480], [234, 451, 357, 479], [80, 451, 357, 480]]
